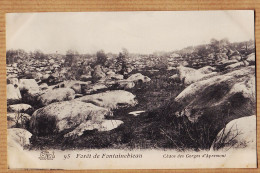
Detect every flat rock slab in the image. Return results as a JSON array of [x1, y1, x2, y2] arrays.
[[38, 88, 75, 106], [76, 90, 137, 110], [64, 120, 124, 137], [8, 104, 33, 113], [129, 111, 145, 116]]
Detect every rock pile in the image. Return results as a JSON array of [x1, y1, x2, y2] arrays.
[[7, 72, 146, 149]]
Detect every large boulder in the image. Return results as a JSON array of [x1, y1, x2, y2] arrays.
[[246, 53, 255, 65], [175, 66, 255, 122], [230, 55, 242, 61], [117, 80, 135, 89], [225, 61, 249, 69], [80, 75, 92, 82], [8, 128, 32, 149], [7, 78, 19, 86], [32, 72, 43, 81], [42, 74, 60, 85], [39, 83, 49, 90], [82, 83, 108, 94], [215, 53, 229, 62], [211, 115, 256, 151], [92, 83, 107, 91], [38, 88, 75, 106], [64, 120, 124, 137], [7, 84, 21, 104], [198, 66, 216, 74], [30, 100, 112, 135], [218, 59, 239, 67], [7, 104, 33, 114], [19, 79, 41, 103], [60, 80, 91, 94], [64, 81, 81, 93], [19, 79, 39, 93], [127, 73, 151, 83], [106, 73, 124, 80], [7, 113, 31, 129], [177, 66, 217, 85], [169, 74, 179, 80], [76, 90, 137, 110], [41, 74, 50, 80]]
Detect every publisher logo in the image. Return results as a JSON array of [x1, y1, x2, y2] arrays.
[[39, 150, 55, 160]]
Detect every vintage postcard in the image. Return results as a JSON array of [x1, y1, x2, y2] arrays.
[[6, 10, 256, 169]]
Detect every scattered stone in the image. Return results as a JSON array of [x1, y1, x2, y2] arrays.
[[39, 83, 49, 90], [129, 111, 145, 116], [127, 73, 151, 83], [169, 74, 179, 80]]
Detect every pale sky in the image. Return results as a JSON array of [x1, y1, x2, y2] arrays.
[[6, 10, 254, 54]]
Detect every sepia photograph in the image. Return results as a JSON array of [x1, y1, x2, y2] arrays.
[[6, 10, 256, 169]]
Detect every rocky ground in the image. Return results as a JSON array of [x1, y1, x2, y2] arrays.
[[7, 48, 256, 152]]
